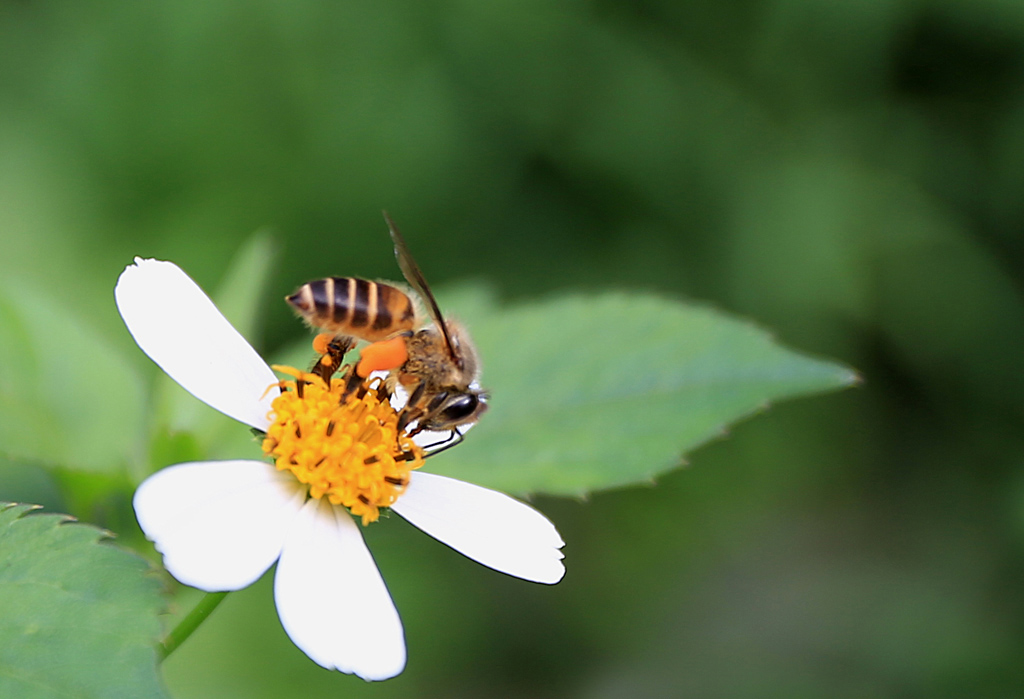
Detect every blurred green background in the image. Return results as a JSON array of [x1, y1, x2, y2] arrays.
[[1, 1, 1023, 696]]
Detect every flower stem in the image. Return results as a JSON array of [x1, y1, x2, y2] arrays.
[[158, 591, 229, 661]]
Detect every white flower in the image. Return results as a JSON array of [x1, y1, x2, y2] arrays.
[[116, 258, 565, 681]]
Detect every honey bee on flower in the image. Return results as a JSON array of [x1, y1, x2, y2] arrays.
[[286, 212, 487, 452], [116, 250, 564, 681]]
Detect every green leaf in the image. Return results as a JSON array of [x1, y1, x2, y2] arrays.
[[0, 503, 166, 698], [430, 292, 858, 497], [0, 280, 146, 475]]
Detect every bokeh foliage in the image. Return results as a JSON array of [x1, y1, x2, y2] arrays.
[[0, 0, 1022, 697]]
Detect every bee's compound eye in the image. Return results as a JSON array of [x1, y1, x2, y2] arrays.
[[438, 394, 482, 423]]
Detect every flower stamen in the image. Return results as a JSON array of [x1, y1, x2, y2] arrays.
[[262, 365, 424, 525]]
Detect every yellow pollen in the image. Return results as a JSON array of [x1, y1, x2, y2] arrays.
[[262, 366, 424, 525]]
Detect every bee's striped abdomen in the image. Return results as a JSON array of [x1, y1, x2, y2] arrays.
[[287, 277, 416, 343]]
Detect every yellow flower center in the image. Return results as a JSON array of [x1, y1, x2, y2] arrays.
[[261, 365, 424, 525]]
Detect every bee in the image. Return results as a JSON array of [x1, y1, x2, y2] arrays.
[[286, 212, 488, 450], [285, 276, 417, 343]]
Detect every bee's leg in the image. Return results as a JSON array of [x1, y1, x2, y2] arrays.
[[400, 389, 454, 441], [312, 335, 354, 383], [381, 370, 400, 401], [397, 382, 428, 435], [367, 369, 399, 405], [341, 365, 366, 401], [421, 429, 464, 458]]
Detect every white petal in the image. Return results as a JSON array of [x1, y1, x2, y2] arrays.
[[391, 472, 565, 584], [134, 460, 306, 591], [410, 428, 463, 450], [115, 258, 278, 431], [275, 498, 405, 681]]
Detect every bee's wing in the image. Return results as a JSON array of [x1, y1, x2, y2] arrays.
[[383, 211, 460, 364]]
